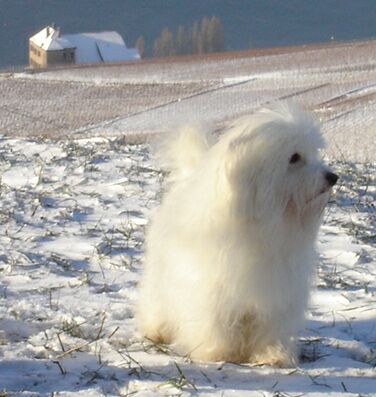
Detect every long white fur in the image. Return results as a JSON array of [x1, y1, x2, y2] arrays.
[[137, 103, 334, 366]]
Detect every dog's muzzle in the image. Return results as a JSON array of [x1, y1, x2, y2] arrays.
[[325, 172, 338, 187]]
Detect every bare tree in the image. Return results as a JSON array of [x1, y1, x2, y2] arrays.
[[153, 27, 175, 57], [192, 21, 204, 54], [200, 16, 211, 53], [209, 16, 225, 53], [153, 16, 225, 57], [175, 25, 189, 55], [135, 36, 145, 58]]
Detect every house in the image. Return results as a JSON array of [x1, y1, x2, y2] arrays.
[[29, 25, 140, 68]]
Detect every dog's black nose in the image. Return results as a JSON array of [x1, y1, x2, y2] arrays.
[[325, 172, 338, 186]]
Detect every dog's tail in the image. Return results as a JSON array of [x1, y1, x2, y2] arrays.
[[154, 124, 212, 180]]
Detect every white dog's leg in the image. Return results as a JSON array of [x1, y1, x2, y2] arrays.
[[138, 310, 172, 344], [246, 315, 298, 367], [137, 280, 173, 344], [176, 318, 243, 362], [252, 343, 297, 368]]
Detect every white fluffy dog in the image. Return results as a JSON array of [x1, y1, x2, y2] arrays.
[[137, 103, 338, 367]]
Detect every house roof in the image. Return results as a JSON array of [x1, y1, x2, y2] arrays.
[[30, 26, 140, 63]]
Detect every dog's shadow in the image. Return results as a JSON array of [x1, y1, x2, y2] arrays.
[[300, 318, 376, 366]]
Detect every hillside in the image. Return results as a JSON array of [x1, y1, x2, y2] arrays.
[[2, 38, 376, 161]]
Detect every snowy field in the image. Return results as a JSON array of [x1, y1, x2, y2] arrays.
[[0, 40, 376, 396]]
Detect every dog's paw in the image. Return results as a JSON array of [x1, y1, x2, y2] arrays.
[[251, 345, 297, 368]]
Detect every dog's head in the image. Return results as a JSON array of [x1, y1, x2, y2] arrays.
[[224, 103, 338, 225]]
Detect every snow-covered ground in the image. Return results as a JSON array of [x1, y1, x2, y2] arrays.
[[0, 136, 375, 397], [0, 41, 376, 396]]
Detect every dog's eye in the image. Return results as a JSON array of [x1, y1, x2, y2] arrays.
[[289, 153, 301, 164]]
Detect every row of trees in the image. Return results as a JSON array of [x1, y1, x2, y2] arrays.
[[134, 16, 225, 58]]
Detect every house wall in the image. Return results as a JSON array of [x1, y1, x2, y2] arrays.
[[29, 41, 46, 68], [29, 41, 75, 68], [46, 49, 75, 67]]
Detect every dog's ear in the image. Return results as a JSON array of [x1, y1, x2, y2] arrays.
[[224, 136, 286, 222], [224, 138, 265, 220]]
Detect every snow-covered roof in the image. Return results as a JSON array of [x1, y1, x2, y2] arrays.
[[30, 26, 140, 63], [64, 31, 140, 63], [30, 26, 75, 51]]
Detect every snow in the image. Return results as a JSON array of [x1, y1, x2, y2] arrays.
[[0, 41, 376, 396], [64, 32, 140, 64], [29, 26, 67, 51], [0, 136, 375, 397]]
